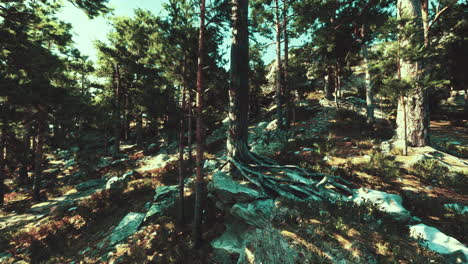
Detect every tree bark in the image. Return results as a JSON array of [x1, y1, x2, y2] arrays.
[[227, 0, 250, 165], [396, 0, 429, 147], [275, 0, 284, 130], [193, 0, 206, 248]]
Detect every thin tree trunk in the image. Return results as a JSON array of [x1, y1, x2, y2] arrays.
[[136, 112, 143, 147], [334, 64, 340, 109], [401, 96, 408, 156], [0, 121, 7, 206], [178, 85, 186, 225], [361, 31, 375, 124], [113, 64, 121, 158], [283, 0, 290, 128], [193, 0, 206, 248], [187, 88, 193, 168], [123, 94, 129, 142], [19, 121, 31, 185], [227, 0, 250, 165], [275, 0, 284, 130], [465, 88, 468, 114], [325, 70, 335, 100], [33, 113, 45, 202]]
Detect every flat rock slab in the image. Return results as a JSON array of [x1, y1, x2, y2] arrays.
[[210, 171, 263, 204], [108, 212, 145, 246], [409, 223, 468, 262], [76, 179, 105, 192]]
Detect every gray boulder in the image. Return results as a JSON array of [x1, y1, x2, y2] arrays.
[[76, 179, 105, 192], [210, 171, 263, 204]]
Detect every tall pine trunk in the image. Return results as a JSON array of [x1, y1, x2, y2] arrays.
[[227, 0, 250, 165], [396, 0, 429, 147], [275, 0, 284, 129], [193, 0, 206, 248]]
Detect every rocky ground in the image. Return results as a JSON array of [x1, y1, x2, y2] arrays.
[[0, 92, 467, 263]]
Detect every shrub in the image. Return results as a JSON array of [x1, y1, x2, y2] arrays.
[[361, 151, 400, 180], [411, 159, 449, 183]]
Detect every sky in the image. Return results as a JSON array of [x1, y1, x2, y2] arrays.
[[57, 0, 303, 66], [58, 0, 165, 62]]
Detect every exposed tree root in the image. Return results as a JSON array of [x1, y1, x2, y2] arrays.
[[228, 151, 353, 202]]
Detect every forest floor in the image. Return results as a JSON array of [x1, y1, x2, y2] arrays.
[[0, 92, 467, 263]]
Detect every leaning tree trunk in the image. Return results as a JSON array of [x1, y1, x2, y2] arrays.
[[227, 0, 250, 165], [275, 0, 284, 130], [33, 113, 45, 202], [193, 0, 206, 248], [396, 0, 429, 147]]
